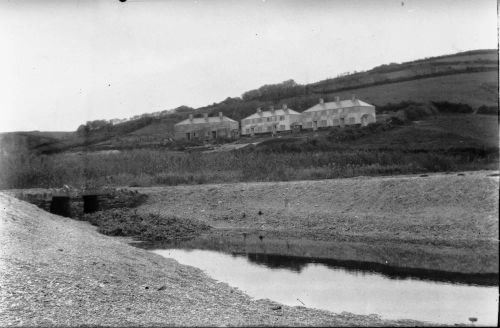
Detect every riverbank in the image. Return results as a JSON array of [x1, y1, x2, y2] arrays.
[[135, 171, 499, 275], [0, 193, 429, 326]]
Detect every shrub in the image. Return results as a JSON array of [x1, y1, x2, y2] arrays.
[[83, 209, 211, 242], [477, 105, 499, 115], [376, 101, 421, 113], [432, 101, 474, 114]]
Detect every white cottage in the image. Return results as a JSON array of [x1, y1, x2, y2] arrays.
[[240, 104, 301, 136], [301, 96, 376, 130]]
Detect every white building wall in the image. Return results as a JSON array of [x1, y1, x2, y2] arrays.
[[241, 111, 301, 136], [302, 105, 376, 129]]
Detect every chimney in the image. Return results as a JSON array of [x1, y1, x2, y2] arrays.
[[282, 104, 287, 110], [335, 96, 340, 102], [204, 113, 209, 122], [219, 112, 223, 121], [257, 107, 262, 115], [189, 114, 193, 122], [319, 98, 324, 104], [351, 94, 356, 101], [270, 106, 275, 114]]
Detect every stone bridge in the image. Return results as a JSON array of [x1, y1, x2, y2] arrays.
[[11, 187, 144, 218]]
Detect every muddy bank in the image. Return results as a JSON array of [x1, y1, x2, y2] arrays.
[[135, 171, 499, 274], [82, 208, 211, 242], [140, 231, 498, 286], [0, 193, 431, 326]]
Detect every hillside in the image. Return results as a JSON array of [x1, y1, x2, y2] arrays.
[[310, 49, 498, 95], [0, 131, 74, 155], [1, 113, 498, 190], [1, 49, 497, 154], [315, 71, 498, 109]]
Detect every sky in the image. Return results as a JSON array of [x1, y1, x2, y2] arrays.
[[0, 0, 497, 132]]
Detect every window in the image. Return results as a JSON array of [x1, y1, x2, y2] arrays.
[[349, 117, 355, 124], [320, 120, 327, 127], [322, 110, 327, 116], [279, 125, 285, 131], [245, 128, 249, 134], [258, 118, 262, 123], [267, 126, 272, 132], [267, 117, 271, 122], [257, 126, 262, 132], [279, 116, 285, 121], [273, 116, 277, 121], [333, 119, 339, 126]]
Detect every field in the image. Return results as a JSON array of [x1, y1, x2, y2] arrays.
[[322, 71, 498, 108], [0, 114, 498, 190]]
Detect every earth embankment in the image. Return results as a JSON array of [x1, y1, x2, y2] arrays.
[[137, 171, 499, 274], [0, 193, 428, 326]]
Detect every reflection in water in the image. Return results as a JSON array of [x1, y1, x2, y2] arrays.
[[152, 248, 499, 326], [243, 253, 499, 286]]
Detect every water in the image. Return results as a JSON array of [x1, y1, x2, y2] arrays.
[[152, 248, 499, 326]]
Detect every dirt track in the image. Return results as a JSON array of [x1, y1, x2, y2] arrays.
[[0, 193, 429, 326], [137, 171, 499, 274]]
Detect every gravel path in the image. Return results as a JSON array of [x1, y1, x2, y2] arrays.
[[0, 193, 429, 326]]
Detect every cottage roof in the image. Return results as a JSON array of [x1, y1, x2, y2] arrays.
[[304, 99, 374, 112], [242, 108, 300, 120], [175, 116, 237, 126]]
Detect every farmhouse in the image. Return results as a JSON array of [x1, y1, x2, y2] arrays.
[[301, 96, 376, 130], [174, 112, 239, 141], [240, 104, 301, 136]]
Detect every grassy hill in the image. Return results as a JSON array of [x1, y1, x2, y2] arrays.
[[254, 113, 498, 152], [318, 71, 498, 109], [0, 131, 74, 154], [1, 113, 497, 189], [0, 49, 497, 155], [310, 49, 498, 95]]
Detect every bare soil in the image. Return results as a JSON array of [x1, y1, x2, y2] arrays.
[[135, 170, 499, 274], [0, 193, 430, 326]]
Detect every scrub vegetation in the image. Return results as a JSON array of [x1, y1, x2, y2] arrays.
[[82, 208, 211, 242], [1, 114, 497, 189]]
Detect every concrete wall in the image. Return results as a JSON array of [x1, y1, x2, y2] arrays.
[[241, 113, 302, 136], [174, 120, 239, 141], [301, 106, 376, 130]]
